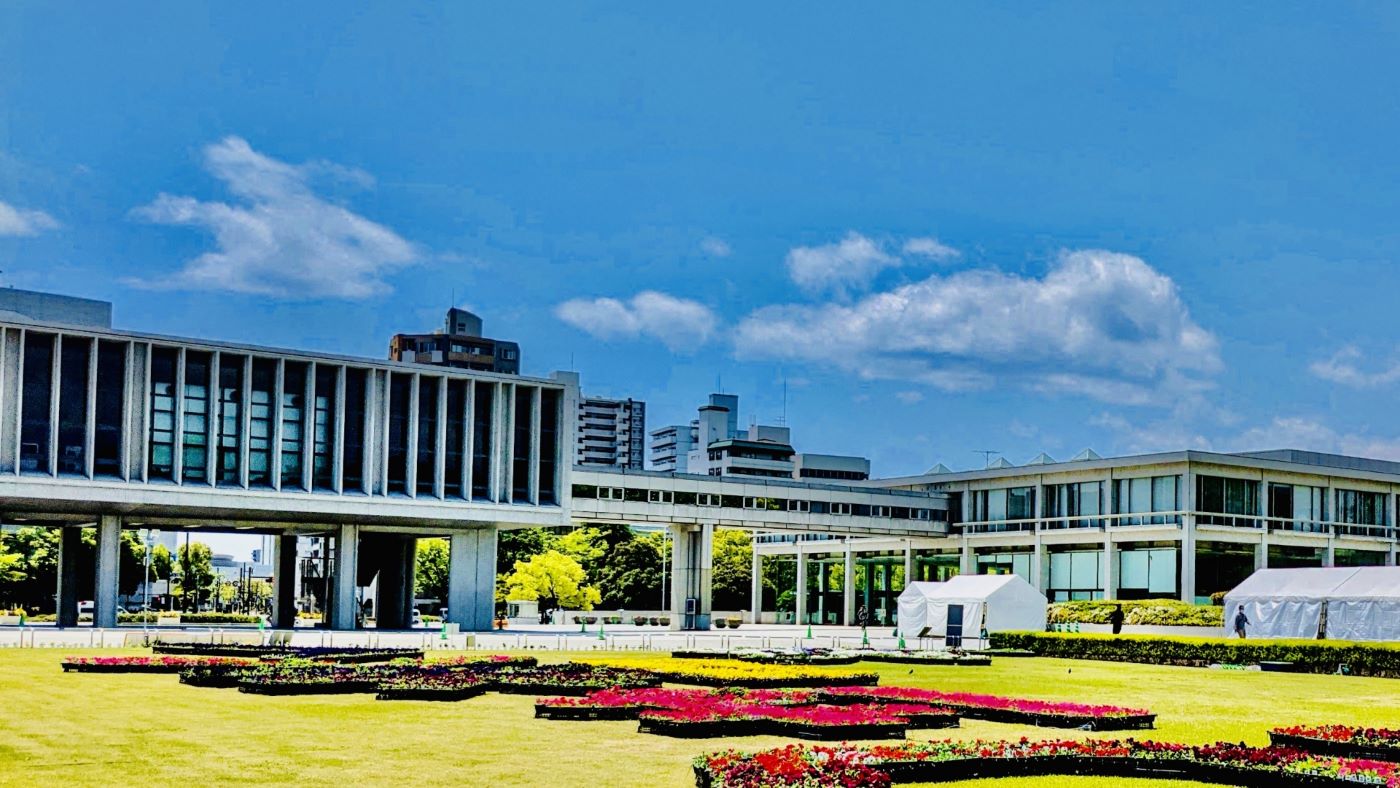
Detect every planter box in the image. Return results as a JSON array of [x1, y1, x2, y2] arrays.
[[1269, 732, 1400, 762], [788, 721, 906, 740], [900, 711, 961, 730], [375, 686, 485, 702], [638, 717, 763, 738], [0, 615, 21, 626], [237, 680, 378, 695], [534, 704, 644, 721], [1259, 661, 1297, 673], [62, 662, 187, 674], [156, 615, 182, 626]]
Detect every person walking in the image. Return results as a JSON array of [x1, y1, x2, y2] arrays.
[[1109, 604, 1125, 636], [1234, 605, 1250, 639]]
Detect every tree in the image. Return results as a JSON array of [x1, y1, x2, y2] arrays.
[[711, 528, 753, 611], [414, 539, 450, 604], [594, 536, 662, 609], [176, 542, 216, 612], [497, 528, 556, 576], [501, 550, 600, 611]]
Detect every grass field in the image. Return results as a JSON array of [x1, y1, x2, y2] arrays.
[[2, 648, 1397, 787]]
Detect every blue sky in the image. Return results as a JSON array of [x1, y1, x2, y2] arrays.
[[5, 3, 1400, 496]]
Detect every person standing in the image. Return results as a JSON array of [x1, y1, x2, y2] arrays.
[[1109, 604, 1125, 636], [1234, 605, 1250, 639]]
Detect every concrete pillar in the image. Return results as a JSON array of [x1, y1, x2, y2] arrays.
[[1387, 544, 1397, 566], [959, 540, 974, 575], [1030, 532, 1045, 591], [376, 536, 412, 630], [1102, 537, 1117, 601], [842, 544, 855, 626], [749, 547, 762, 624], [94, 515, 121, 629], [447, 528, 498, 632], [794, 545, 807, 626], [272, 534, 298, 629], [56, 526, 81, 627], [669, 522, 714, 631], [902, 542, 914, 588], [330, 524, 360, 630], [1180, 514, 1196, 603], [1324, 539, 1336, 567], [1254, 534, 1268, 571]]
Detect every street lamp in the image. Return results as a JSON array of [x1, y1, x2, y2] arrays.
[[141, 529, 154, 636]]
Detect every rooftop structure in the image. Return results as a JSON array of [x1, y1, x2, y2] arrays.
[[389, 307, 521, 374]]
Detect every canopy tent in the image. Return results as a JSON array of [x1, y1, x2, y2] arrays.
[[897, 575, 1047, 645], [1223, 567, 1400, 642]]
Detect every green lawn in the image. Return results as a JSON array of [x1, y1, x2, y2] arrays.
[[1, 649, 1396, 787]]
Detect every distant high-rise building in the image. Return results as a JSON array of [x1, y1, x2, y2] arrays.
[[554, 372, 646, 470], [389, 307, 521, 374], [650, 393, 869, 480]]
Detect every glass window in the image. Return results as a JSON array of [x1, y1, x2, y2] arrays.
[[444, 380, 467, 498], [1151, 476, 1177, 513], [341, 369, 366, 491], [280, 362, 307, 489], [1006, 487, 1034, 520], [57, 337, 90, 475], [20, 332, 55, 474], [147, 347, 177, 479], [248, 359, 275, 487], [217, 355, 243, 486], [471, 383, 493, 500], [386, 373, 411, 494], [312, 366, 336, 490], [512, 387, 532, 502], [93, 341, 125, 478], [181, 351, 210, 483], [416, 377, 438, 495], [538, 388, 558, 504]]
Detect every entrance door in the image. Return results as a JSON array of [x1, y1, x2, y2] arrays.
[[946, 604, 964, 648]]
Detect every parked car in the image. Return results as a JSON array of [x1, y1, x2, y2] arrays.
[[77, 600, 94, 615], [411, 610, 423, 627]]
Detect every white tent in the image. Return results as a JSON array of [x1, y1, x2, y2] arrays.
[[897, 575, 1047, 645], [1223, 567, 1400, 642]]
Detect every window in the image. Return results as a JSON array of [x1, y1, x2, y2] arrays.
[[501, 349, 517, 361], [538, 389, 558, 504], [1196, 476, 1259, 526], [57, 337, 90, 475], [599, 487, 624, 500], [93, 341, 125, 478], [386, 373, 411, 494], [181, 351, 210, 483], [248, 360, 275, 487], [416, 377, 438, 495], [512, 387, 532, 502], [444, 380, 467, 498], [217, 356, 244, 486], [872, 505, 891, 517], [1337, 489, 1386, 527], [280, 362, 307, 489], [647, 489, 673, 503], [147, 347, 177, 479], [1044, 482, 1105, 528], [909, 508, 931, 521], [340, 369, 366, 492], [20, 333, 56, 474], [1114, 475, 1179, 524], [471, 383, 493, 499], [698, 493, 720, 507], [830, 502, 852, 515], [743, 497, 778, 510], [787, 499, 810, 513], [312, 366, 336, 490]]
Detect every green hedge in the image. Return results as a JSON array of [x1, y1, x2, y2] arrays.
[[1048, 599, 1223, 627], [990, 631, 1400, 678], [119, 612, 263, 624]]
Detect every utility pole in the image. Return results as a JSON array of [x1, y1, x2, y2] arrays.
[[973, 450, 1000, 469]]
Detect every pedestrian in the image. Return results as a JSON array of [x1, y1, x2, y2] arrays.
[[855, 605, 869, 628], [1109, 604, 1125, 636], [1234, 604, 1249, 639]]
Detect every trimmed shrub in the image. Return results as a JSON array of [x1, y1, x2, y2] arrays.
[[991, 631, 1400, 678], [1047, 600, 1223, 627], [120, 612, 262, 625]]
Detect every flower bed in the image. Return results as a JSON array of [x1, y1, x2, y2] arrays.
[[61, 656, 255, 674], [236, 661, 390, 695], [694, 739, 1400, 788], [180, 663, 255, 688], [152, 643, 424, 663], [670, 647, 990, 667], [1270, 725, 1400, 762], [376, 670, 488, 702], [424, 655, 538, 671], [816, 686, 1154, 730], [585, 657, 878, 688], [490, 663, 661, 695], [641, 701, 913, 740]]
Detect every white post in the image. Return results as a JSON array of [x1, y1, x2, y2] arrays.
[[330, 524, 360, 630], [94, 515, 121, 629], [794, 544, 807, 627], [1102, 536, 1117, 601], [749, 544, 762, 624], [842, 543, 856, 626], [959, 540, 974, 575]]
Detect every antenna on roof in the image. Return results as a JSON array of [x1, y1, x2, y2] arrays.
[[973, 449, 1000, 469], [780, 372, 788, 425]]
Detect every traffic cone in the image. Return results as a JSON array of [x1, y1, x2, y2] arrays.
[[597, 621, 606, 640], [861, 626, 869, 647], [897, 630, 906, 650], [804, 623, 812, 639]]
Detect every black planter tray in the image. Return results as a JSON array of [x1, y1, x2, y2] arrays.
[[237, 680, 379, 695], [863, 654, 992, 667], [899, 712, 961, 730], [534, 704, 646, 720], [375, 686, 485, 702], [179, 669, 247, 688], [787, 722, 907, 740], [639, 718, 765, 738], [491, 681, 657, 696], [62, 662, 191, 674], [661, 673, 879, 689], [1270, 732, 1400, 762]]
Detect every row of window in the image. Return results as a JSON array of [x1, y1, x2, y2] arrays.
[[12, 331, 561, 505], [968, 475, 1180, 525], [574, 484, 938, 520]]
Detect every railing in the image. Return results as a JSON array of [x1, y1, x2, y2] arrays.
[[955, 511, 1398, 542]]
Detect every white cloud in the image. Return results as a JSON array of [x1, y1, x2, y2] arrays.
[[555, 290, 717, 351], [786, 232, 897, 295], [902, 236, 959, 261], [130, 136, 416, 299], [700, 236, 732, 258], [895, 390, 924, 404], [1230, 416, 1400, 461], [0, 201, 59, 236], [1308, 345, 1400, 388], [737, 249, 1220, 405]]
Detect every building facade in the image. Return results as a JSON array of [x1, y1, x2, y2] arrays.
[[389, 307, 521, 374], [577, 394, 646, 470], [752, 449, 1400, 626]]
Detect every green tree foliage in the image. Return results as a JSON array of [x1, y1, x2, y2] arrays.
[[414, 538, 450, 604], [501, 550, 600, 611], [496, 528, 554, 576], [594, 535, 662, 609], [0, 526, 175, 610], [711, 528, 753, 610], [175, 542, 217, 612]]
